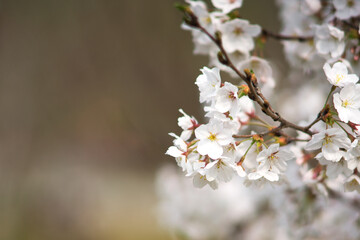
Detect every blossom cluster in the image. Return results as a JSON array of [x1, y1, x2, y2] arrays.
[[167, 66, 296, 189], [278, 0, 360, 72], [167, 0, 360, 196], [182, 0, 275, 91], [156, 165, 360, 239]]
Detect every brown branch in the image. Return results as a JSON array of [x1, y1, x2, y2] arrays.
[[233, 134, 253, 138], [194, 22, 315, 136], [261, 29, 313, 42], [183, 12, 318, 137], [233, 126, 310, 144], [342, 20, 359, 31], [334, 17, 360, 32]]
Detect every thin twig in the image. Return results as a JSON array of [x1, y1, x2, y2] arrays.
[[261, 29, 313, 42]]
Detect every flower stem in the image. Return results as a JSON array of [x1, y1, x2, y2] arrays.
[[334, 120, 355, 141]]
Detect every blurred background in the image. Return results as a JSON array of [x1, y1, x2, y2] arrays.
[[0, 0, 285, 239]]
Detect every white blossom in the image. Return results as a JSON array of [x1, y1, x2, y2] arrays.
[[195, 120, 233, 159], [218, 19, 261, 53], [344, 175, 360, 193], [323, 61, 359, 87], [238, 95, 255, 115], [283, 41, 324, 71], [185, 1, 216, 45], [333, 0, 360, 20], [192, 171, 219, 189], [221, 144, 247, 177], [178, 109, 198, 140], [316, 152, 352, 179], [248, 144, 295, 182], [214, 82, 240, 117], [300, 0, 321, 15], [166, 133, 205, 174], [345, 139, 360, 171], [204, 158, 236, 182], [222, 143, 241, 162], [305, 128, 351, 162], [333, 84, 360, 124], [212, 0, 243, 14], [237, 139, 258, 170], [314, 24, 345, 58], [166, 133, 188, 166], [203, 107, 242, 134], [195, 67, 222, 103]]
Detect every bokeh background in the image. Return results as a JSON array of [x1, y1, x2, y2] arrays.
[[0, 0, 286, 239]]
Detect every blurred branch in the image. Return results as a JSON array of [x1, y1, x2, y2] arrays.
[[261, 29, 313, 42]]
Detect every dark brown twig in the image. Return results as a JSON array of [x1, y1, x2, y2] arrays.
[[261, 29, 313, 42]]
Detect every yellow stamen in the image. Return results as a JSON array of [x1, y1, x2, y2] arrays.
[[208, 132, 217, 141], [342, 99, 351, 108], [233, 27, 243, 36], [323, 134, 333, 146], [204, 17, 211, 24], [268, 153, 278, 162], [349, 178, 358, 187], [216, 160, 224, 169], [335, 74, 344, 84]]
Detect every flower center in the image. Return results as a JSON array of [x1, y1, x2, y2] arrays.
[[216, 160, 224, 169], [228, 91, 236, 100], [342, 99, 351, 108], [233, 27, 243, 36], [204, 16, 212, 24], [349, 178, 358, 186], [229, 0, 236, 3], [335, 74, 344, 84], [323, 134, 333, 146], [347, 0, 354, 7], [208, 132, 217, 141], [268, 152, 278, 162]]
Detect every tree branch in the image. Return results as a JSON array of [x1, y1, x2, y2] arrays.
[[261, 29, 313, 42], [193, 22, 315, 136]]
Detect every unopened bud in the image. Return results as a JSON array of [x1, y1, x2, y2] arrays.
[[253, 134, 263, 142], [348, 122, 360, 131], [238, 84, 250, 97], [215, 31, 222, 44], [217, 52, 228, 65], [251, 74, 258, 86], [276, 137, 287, 146], [228, 10, 241, 19], [182, 8, 199, 28], [174, 3, 188, 12], [323, 112, 334, 126], [244, 69, 252, 78]]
